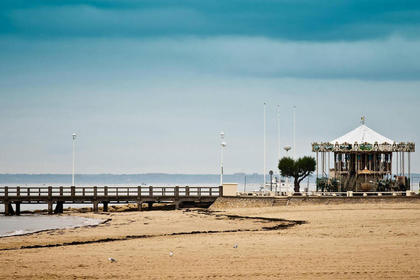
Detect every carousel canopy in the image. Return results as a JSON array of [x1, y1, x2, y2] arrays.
[[331, 124, 393, 144]]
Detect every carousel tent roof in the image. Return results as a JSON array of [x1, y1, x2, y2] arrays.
[[331, 124, 394, 144]]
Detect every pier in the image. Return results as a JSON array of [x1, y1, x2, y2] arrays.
[[0, 186, 222, 215]]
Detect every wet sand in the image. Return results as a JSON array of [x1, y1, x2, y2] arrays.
[[0, 202, 419, 279]]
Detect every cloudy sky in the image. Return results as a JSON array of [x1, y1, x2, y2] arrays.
[[0, 0, 419, 174]]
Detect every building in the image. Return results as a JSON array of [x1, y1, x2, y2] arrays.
[[312, 118, 415, 191]]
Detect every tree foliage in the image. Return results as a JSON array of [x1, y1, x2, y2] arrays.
[[278, 156, 316, 192]]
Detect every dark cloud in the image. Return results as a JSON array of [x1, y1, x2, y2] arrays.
[[1, 36, 420, 81], [1, 0, 420, 40]]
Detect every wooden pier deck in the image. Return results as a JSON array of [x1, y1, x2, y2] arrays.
[[0, 186, 222, 215]]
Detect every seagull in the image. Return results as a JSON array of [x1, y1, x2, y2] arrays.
[[108, 257, 117, 263], [233, 244, 238, 249], [169, 251, 174, 257]]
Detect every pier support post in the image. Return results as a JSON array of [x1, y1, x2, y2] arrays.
[[147, 202, 153, 210], [4, 202, 13, 216], [48, 202, 53, 215], [54, 202, 64, 214], [103, 202, 108, 212], [137, 186, 141, 200], [93, 201, 99, 213], [15, 203, 21, 216], [137, 201, 143, 211], [4, 203, 8, 216], [7, 203, 15, 216], [175, 186, 179, 198], [175, 201, 182, 210]]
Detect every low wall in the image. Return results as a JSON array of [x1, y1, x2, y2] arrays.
[[210, 196, 420, 209], [210, 197, 277, 209]]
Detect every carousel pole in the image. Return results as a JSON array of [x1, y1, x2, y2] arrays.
[[324, 152, 326, 176], [402, 151, 405, 178], [389, 153, 392, 180], [328, 152, 330, 177], [408, 152, 411, 190], [400, 151, 403, 176]]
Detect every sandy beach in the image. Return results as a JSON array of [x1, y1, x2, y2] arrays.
[[0, 200, 419, 279]]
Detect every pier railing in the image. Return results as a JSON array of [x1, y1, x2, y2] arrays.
[[0, 186, 222, 199]]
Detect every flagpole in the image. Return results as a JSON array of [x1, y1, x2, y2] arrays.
[[263, 102, 267, 188]]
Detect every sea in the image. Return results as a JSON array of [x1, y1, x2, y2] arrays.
[[0, 215, 103, 237], [0, 173, 419, 237]]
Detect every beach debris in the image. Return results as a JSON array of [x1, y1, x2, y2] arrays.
[[169, 251, 174, 257], [233, 244, 238, 248], [108, 257, 117, 263]]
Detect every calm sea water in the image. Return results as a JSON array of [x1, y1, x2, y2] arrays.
[[0, 215, 103, 237]]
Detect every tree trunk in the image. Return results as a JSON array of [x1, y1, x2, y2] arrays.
[[294, 177, 300, 193]]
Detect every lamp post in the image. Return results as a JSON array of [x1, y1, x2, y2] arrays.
[[277, 104, 281, 177], [269, 170, 274, 191], [72, 133, 77, 186], [220, 132, 226, 186], [284, 146, 292, 192], [277, 105, 281, 160], [292, 106, 296, 159]]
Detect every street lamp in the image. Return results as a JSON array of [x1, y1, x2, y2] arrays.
[[292, 106, 296, 159], [220, 132, 226, 186], [283, 146, 292, 192], [269, 170, 274, 191], [72, 133, 77, 186]]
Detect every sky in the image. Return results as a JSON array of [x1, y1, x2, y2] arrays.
[[0, 0, 419, 174]]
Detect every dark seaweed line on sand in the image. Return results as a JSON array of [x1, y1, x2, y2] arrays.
[[0, 212, 305, 251]]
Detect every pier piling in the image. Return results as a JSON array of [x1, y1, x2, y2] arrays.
[[48, 202, 53, 215], [54, 202, 64, 214], [175, 201, 183, 210], [4, 202, 13, 216], [93, 201, 99, 213], [15, 203, 21, 215], [137, 201, 143, 211]]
